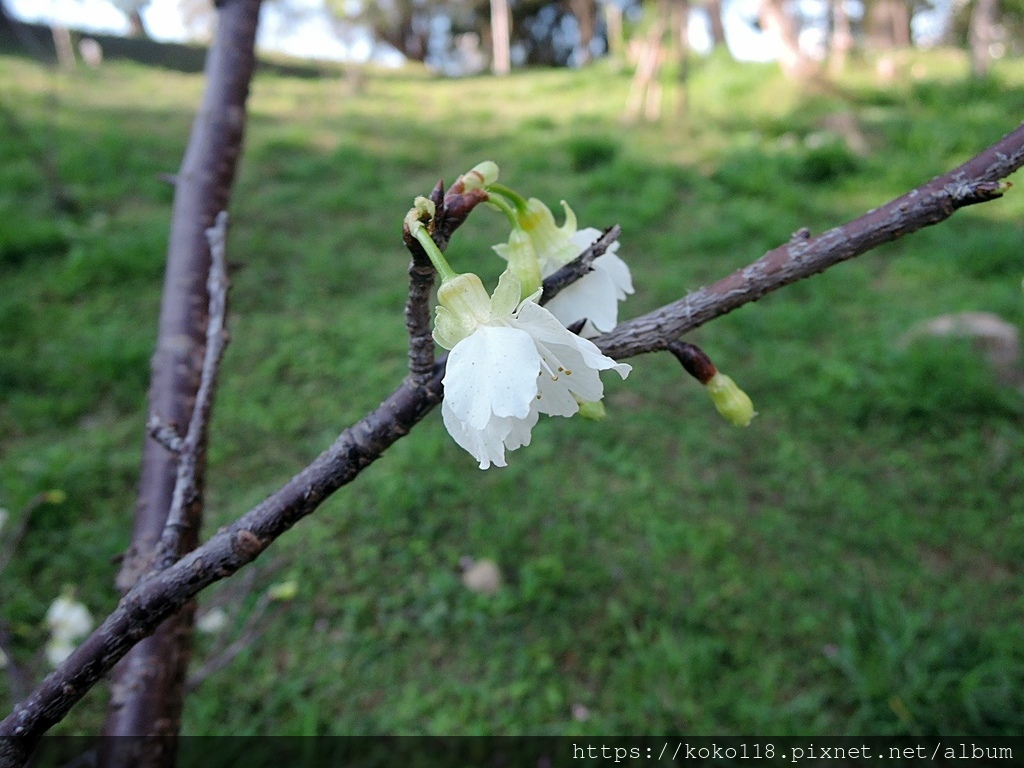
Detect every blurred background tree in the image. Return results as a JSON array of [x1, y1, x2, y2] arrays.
[[5, 0, 1023, 77]]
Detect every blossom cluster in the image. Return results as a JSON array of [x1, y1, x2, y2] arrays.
[[407, 161, 753, 468]]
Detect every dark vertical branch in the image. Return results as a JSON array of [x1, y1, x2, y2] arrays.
[[98, 1, 262, 766]]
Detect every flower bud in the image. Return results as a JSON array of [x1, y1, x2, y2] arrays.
[[403, 196, 435, 238], [575, 399, 607, 421], [267, 579, 299, 602], [705, 372, 756, 427], [461, 161, 499, 191]]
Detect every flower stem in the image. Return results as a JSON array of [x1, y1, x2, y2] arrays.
[[412, 227, 458, 283], [488, 183, 530, 214], [485, 192, 522, 229]]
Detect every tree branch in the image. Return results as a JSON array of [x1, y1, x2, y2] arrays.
[[595, 131, 1022, 359], [2, 121, 1023, 768], [146, 417, 183, 455]]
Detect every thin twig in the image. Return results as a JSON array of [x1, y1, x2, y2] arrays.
[[2, 122, 1024, 766], [541, 224, 622, 305], [146, 416, 183, 454], [403, 177, 494, 387], [186, 592, 272, 692], [154, 211, 231, 570], [403, 180, 443, 387]]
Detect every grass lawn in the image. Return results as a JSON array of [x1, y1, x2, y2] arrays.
[[1, 47, 1023, 736]]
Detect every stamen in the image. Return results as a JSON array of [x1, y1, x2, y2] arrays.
[[533, 339, 567, 383], [537, 355, 557, 380]]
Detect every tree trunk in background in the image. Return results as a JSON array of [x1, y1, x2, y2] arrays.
[[604, 1, 624, 58], [491, 0, 510, 74], [667, 0, 690, 115], [126, 9, 151, 38], [667, 0, 689, 59], [706, 0, 727, 48], [97, 1, 261, 766], [759, 0, 815, 78], [969, 0, 998, 76], [829, 0, 854, 74], [50, 24, 74, 70], [570, 0, 596, 65], [866, 0, 911, 47]]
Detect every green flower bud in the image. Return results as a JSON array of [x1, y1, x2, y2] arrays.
[[575, 399, 607, 421], [705, 372, 756, 427], [267, 579, 299, 602]]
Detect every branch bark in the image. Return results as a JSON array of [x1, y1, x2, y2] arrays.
[[98, 3, 260, 767], [596, 130, 1023, 359], [1, 121, 1023, 768]]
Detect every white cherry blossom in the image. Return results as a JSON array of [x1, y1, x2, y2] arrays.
[[494, 198, 634, 337], [435, 270, 631, 468], [45, 591, 93, 667]]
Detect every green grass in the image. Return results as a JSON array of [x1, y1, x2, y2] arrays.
[[1, 48, 1023, 737]]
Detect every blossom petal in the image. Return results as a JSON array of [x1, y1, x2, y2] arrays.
[[514, 301, 631, 378], [568, 231, 633, 297], [593, 251, 634, 299], [442, 402, 540, 468], [535, 366, 585, 416], [511, 301, 631, 414], [502, 403, 539, 451], [444, 326, 540, 430], [442, 400, 511, 469], [490, 269, 522, 318], [545, 232, 633, 336], [543, 267, 621, 337]]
